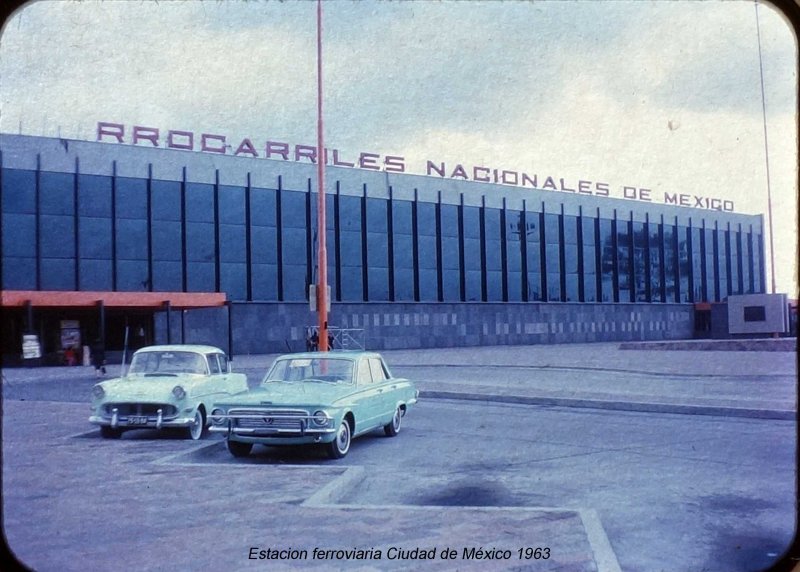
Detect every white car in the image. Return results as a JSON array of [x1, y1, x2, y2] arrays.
[[89, 345, 248, 440]]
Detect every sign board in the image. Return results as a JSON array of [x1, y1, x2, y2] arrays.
[[727, 293, 789, 335], [60, 320, 81, 349], [22, 334, 41, 359], [308, 285, 331, 312]]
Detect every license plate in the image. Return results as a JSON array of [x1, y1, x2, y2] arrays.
[[127, 416, 148, 426]]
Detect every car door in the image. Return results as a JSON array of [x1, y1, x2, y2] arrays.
[[368, 357, 397, 423], [353, 357, 384, 434]]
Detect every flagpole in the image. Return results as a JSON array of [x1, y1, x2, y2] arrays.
[[316, 0, 329, 351]]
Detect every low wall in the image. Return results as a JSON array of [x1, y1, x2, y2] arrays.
[[619, 338, 797, 352], [153, 302, 694, 355]]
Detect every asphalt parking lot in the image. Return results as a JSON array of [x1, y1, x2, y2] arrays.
[[2, 342, 797, 571]]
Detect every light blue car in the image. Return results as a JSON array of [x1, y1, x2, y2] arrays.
[[209, 352, 419, 459], [89, 345, 248, 440]]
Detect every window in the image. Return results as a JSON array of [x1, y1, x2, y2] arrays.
[[678, 226, 690, 302], [717, 228, 729, 299], [368, 358, 388, 382], [219, 185, 247, 300], [632, 222, 647, 302], [441, 204, 461, 301], [281, 190, 309, 301], [663, 224, 677, 302], [1, 170, 38, 288], [563, 215, 578, 301], [151, 179, 181, 221], [743, 306, 766, 322], [40, 171, 73, 215], [463, 205, 482, 301], [649, 223, 663, 302], [1, 168, 36, 214], [207, 354, 221, 374], [218, 353, 229, 373], [581, 216, 598, 302], [599, 218, 614, 302], [617, 218, 631, 303], [691, 227, 704, 301], [250, 187, 278, 301], [78, 174, 112, 218], [525, 212, 542, 301], [339, 195, 363, 301], [392, 200, 414, 301], [730, 229, 742, 295], [704, 227, 717, 301], [116, 177, 147, 219], [417, 202, 438, 301], [357, 360, 373, 384], [544, 213, 561, 302], [366, 198, 389, 301]]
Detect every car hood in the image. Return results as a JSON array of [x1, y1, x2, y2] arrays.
[[97, 375, 189, 400], [219, 382, 354, 407]]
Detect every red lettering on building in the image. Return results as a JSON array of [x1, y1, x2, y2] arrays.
[[201, 134, 226, 154], [132, 126, 159, 147], [97, 122, 124, 143]]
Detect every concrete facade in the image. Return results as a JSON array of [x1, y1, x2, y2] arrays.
[[155, 301, 694, 355]]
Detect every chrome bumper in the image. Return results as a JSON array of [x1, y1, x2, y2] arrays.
[[89, 406, 193, 430], [209, 423, 336, 435]]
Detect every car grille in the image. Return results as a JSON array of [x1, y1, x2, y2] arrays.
[[103, 403, 178, 418], [230, 408, 309, 431]]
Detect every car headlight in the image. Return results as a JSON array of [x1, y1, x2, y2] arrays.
[[92, 384, 105, 399], [172, 385, 186, 400], [312, 410, 331, 427], [210, 408, 225, 425]]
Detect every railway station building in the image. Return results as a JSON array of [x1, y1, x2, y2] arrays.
[[0, 129, 765, 362]]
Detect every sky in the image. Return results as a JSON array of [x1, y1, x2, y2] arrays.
[[0, 0, 797, 296]]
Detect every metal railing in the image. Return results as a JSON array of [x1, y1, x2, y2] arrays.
[[305, 326, 365, 351]]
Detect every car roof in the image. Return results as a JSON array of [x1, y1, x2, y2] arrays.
[[133, 344, 226, 355], [275, 351, 382, 361]]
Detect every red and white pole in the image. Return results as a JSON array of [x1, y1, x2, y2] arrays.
[[316, 0, 329, 351]]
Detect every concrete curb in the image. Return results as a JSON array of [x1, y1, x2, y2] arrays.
[[420, 390, 796, 421], [303, 466, 366, 506]]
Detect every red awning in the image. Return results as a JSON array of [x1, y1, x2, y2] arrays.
[[0, 290, 226, 309]]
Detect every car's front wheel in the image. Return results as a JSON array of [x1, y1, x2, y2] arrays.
[[100, 426, 122, 439], [326, 420, 351, 459], [187, 409, 207, 441], [384, 406, 402, 437], [227, 439, 253, 458]]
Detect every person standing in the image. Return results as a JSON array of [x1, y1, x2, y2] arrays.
[[91, 339, 107, 377]]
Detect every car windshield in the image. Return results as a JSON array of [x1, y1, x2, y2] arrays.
[[263, 357, 354, 385], [128, 351, 207, 376]]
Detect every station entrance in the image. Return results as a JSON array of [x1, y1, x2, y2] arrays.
[[0, 291, 226, 366]]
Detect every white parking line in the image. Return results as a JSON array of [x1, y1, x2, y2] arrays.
[[580, 508, 623, 572]]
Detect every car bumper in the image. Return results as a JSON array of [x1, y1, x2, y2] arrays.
[[89, 414, 195, 430], [209, 422, 337, 443]]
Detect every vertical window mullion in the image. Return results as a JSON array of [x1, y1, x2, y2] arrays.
[[479, 196, 487, 302], [458, 194, 466, 302], [146, 164, 153, 292], [245, 173, 253, 301], [112, 160, 119, 292], [611, 212, 619, 303], [360, 188, 368, 301], [436, 191, 444, 302], [412, 189, 420, 302], [334, 183, 342, 302], [521, 200, 529, 302], [539, 207, 547, 302], [387, 188, 395, 301], [73, 157, 80, 290], [276, 177, 284, 301], [500, 198, 508, 302]]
